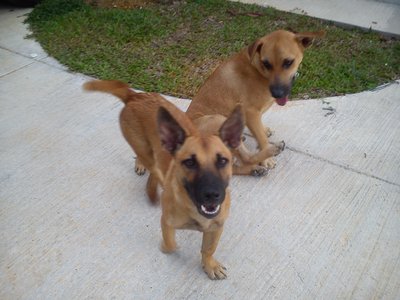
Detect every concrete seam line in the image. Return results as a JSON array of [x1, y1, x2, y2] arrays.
[[286, 146, 400, 187], [0, 61, 36, 79]]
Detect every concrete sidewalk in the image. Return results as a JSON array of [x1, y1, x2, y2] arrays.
[[1, 3, 399, 300], [238, 0, 400, 37]]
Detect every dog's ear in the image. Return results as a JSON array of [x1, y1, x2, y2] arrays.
[[219, 105, 244, 149], [247, 40, 263, 60], [295, 30, 325, 48], [157, 107, 186, 155]]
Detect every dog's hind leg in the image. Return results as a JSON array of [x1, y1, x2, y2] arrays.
[[135, 158, 147, 175], [119, 113, 150, 175], [232, 141, 284, 176], [146, 173, 159, 204], [233, 164, 269, 177], [264, 126, 273, 137], [237, 141, 285, 165]]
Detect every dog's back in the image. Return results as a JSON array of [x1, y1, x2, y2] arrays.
[[84, 80, 162, 167], [83, 80, 196, 190]]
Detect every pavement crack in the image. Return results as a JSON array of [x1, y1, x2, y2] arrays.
[[0, 46, 66, 75], [0, 61, 36, 78], [286, 145, 399, 187]]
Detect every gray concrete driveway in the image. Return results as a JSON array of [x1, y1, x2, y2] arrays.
[[1, 3, 399, 300], [238, 0, 400, 37]]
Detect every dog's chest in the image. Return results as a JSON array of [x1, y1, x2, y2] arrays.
[[179, 218, 222, 232]]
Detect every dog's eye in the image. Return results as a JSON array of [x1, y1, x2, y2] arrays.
[[282, 59, 294, 69], [216, 155, 229, 168], [263, 60, 273, 70], [182, 157, 197, 169]]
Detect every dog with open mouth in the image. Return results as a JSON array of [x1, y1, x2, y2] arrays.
[[187, 29, 325, 169], [158, 106, 244, 279], [84, 79, 245, 279]]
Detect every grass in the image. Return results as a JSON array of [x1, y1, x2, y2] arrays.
[[26, 0, 400, 99]]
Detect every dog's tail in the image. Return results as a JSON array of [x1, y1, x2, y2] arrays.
[[83, 80, 136, 104]]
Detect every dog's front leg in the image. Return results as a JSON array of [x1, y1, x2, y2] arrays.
[[246, 111, 276, 169], [246, 110, 268, 148], [161, 215, 177, 253], [201, 227, 227, 280]]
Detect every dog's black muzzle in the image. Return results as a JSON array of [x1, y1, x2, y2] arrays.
[[184, 171, 227, 219], [269, 82, 291, 99], [270, 75, 296, 106]]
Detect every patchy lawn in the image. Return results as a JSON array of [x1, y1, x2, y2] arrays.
[[26, 0, 400, 99]]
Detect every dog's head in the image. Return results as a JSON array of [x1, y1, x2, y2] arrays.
[[248, 30, 325, 105], [158, 106, 244, 219]]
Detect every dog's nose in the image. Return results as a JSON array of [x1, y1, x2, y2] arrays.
[[270, 84, 287, 99], [203, 190, 221, 201]]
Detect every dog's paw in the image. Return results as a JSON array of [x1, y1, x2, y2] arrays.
[[272, 140, 285, 156], [135, 159, 146, 175], [202, 258, 227, 280], [251, 165, 269, 177], [265, 126, 273, 137], [135, 166, 146, 175], [263, 157, 277, 169], [160, 241, 177, 254], [278, 140, 285, 151]]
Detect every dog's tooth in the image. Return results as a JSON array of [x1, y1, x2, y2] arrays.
[[201, 204, 220, 215]]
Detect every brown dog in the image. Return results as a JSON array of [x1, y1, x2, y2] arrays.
[[187, 29, 325, 168], [83, 80, 244, 279]]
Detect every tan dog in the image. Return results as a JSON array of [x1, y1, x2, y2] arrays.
[[187, 29, 325, 168], [83, 80, 245, 279]]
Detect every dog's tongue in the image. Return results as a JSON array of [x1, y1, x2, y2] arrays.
[[275, 97, 288, 106]]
